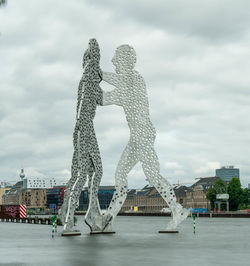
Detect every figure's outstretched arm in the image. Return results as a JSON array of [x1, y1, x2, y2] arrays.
[[102, 89, 121, 106], [102, 72, 123, 87]]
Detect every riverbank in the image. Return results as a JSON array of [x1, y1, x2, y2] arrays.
[[74, 210, 250, 218]]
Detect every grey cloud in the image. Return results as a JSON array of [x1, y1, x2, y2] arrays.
[[88, 0, 250, 42], [0, 0, 250, 188]]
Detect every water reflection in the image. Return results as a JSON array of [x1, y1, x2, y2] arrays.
[[0, 216, 249, 266]]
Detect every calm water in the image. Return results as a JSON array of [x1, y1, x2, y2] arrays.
[[0, 216, 249, 266]]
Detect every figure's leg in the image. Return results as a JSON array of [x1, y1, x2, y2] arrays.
[[59, 127, 81, 225], [85, 155, 103, 231], [58, 151, 78, 227], [59, 152, 88, 232], [103, 142, 139, 231], [140, 145, 188, 230]]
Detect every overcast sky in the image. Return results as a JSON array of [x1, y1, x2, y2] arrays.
[[0, 0, 250, 188]]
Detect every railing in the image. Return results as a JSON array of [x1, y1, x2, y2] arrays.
[[0, 217, 62, 225]]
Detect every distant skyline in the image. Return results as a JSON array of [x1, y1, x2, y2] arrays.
[[1, 0, 250, 188]]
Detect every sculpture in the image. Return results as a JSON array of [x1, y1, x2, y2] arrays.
[[101, 45, 189, 232], [59, 39, 104, 234], [60, 40, 188, 235]]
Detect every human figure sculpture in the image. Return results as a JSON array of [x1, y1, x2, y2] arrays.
[[59, 39, 104, 233], [101, 45, 189, 231]]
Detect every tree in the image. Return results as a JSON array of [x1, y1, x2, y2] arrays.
[[0, 0, 6, 6], [206, 187, 216, 209], [206, 179, 227, 210], [239, 188, 249, 209], [228, 177, 242, 211], [214, 179, 226, 194]]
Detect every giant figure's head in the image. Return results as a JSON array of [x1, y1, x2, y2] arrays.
[[83, 38, 100, 68], [112, 45, 136, 74]]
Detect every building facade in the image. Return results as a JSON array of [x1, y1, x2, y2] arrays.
[[3, 180, 47, 208], [121, 177, 220, 212], [46, 187, 66, 210], [216, 166, 240, 182], [121, 186, 165, 212], [2, 181, 24, 205], [78, 186, 115, 211], [121, 185, 192, 212], [0, 188, 11, 204], [186, 176, 219, 210], [23, 177, 60, 189], [185, 185, 211, 209], [19, 189, 47, 208]]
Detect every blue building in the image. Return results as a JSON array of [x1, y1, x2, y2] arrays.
[[215, 166, 240, 182], [78, 186, 115, 211]]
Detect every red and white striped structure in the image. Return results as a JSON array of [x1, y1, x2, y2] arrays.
[[19, 205, 27, 218]]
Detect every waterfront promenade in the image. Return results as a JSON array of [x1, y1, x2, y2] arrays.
[[0, 216, 249, 266]]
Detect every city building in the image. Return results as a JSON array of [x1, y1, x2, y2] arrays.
[[2, 181, 24, 205], [186, 176, 219, 210], [0, 187, 11, 204], [78, 186, 115, 211], [1, 168, 67, 209], [121, 177, 220, 212], [121, 186, 162, 212], [46, 186, 66, 210], [215, 166, 240, 182], [19, 189, 47, 208], [17, 167, 66, 189], [0, 181, 12, 188], [175, 185, 193, 207], [23, 177, 59, 189], [121, 185, 192, 212]]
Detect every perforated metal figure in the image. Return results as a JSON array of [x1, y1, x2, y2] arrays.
[[59, 39, 103, 233], [102, 45, 189, 231]]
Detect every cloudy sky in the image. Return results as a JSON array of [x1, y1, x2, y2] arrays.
[[1, 0, 250, 188]]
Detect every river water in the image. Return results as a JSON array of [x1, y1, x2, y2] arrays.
[[0, 216, 249, 266]]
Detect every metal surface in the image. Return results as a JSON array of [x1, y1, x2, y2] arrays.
[[60, 41, 188, 233], [59, 39, 103, 233], [102, 44, 189, 231]]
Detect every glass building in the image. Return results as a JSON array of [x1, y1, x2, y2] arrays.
[[46, 186, 66, 209], [215, 166, 240, 182], [78, 186, 115, 211]]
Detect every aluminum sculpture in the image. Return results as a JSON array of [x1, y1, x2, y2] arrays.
[[101, 45, 189, 232], [59, 39, 104, 234], [60, 40, 188, 235]]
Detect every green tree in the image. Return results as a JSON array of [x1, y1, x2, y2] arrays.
[[214, 179, 226, 194], [206, 179, 227, 210], [206, 187, 216, 209], [228, 177, 242, 211], [239, 188, 249, 209], [0, 0, 6, 6]]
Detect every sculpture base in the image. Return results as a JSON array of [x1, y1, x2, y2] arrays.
[[158, 230, 179, 233], [90, 231, 116, 235], [61, 230, 81, 236]]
